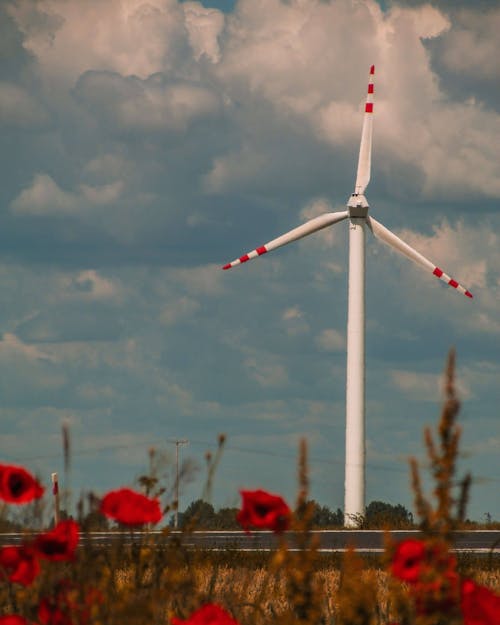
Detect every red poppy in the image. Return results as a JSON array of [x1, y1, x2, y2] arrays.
[[0, 545, 40, 586], [413, 568, 460, 616], [0, 464, 44, 504], [172, 603, 241, 625], [38, 597, 73, 625], [0, 617, 30, 625], [34, 520, 79, 561], [461, 578, 500, 625], [390, 539, 427, 584], [236, 489, 291, 533], [100, 487, 162, 526]]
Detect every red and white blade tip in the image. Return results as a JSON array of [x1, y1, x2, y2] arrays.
[[222, 246, 268, 270], [432, 267, 473, 298], [365, 66, 374, 113]]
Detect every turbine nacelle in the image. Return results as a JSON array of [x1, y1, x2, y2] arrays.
[[347, 193, 369, 218]]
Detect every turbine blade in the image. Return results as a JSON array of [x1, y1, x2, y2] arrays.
[[368, 216, 473, 298], [354, 65, 375, 195], [222, 211, 349, 270]]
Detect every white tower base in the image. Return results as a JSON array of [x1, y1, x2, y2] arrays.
[[344, 216, 366, 527]]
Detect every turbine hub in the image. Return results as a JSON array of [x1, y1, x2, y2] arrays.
[[347, 193, 369, 218]]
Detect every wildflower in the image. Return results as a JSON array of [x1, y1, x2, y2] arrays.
[[413, 568, 460, 617], [38, 597, 73, 625], [461, 578, 500, 625], [237, 489, 291, 533], [100, 487, 162, 526], [34, 520, 79, 561], [0, 464, 44, 504], [0, 545, 40, 585], [391, 538, 461, 616], [390, 539, 426, 584], [172, 603, 241, 625]]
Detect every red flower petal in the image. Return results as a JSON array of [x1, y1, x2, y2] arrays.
[[100, 488, 162, 526], [0, 465, 44, 504], [34, 520, 79, 562], [172, 603, 241, 625], [0, 545, 40, 586], [461, 578, 500, 625], [390, 539, 426, 584], [0, 617, 29, 625], [38, 597, 74, 625], [236, 489, 291, 534]]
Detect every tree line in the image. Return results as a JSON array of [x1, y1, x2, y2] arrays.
[[173, 499, 415, 530]]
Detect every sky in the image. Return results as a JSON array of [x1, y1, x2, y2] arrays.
[[0, 0, 499, 523]]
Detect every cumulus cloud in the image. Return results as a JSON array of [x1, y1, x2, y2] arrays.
[[10, 174, 79, 215], [244, 354, 288, 388], [160, 296, 200, 325], [391, 368, 471, 401], [0, 332, 52, 362], [167, 264, 225, 296], [7, 0, 189, 83], [315, 328, 345, 352], [10, 173, 125, 215], [0, 81, 48, 127], [64, 270, 122, 301], [437, 8, 500, 80], [183, 1, 225, 63], [282, 306, 309, 336], [75, 72, 222, 134]]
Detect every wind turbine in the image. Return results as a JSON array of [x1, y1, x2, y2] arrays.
[[222, 66, 473, 527]]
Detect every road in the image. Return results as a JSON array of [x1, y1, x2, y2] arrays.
[[1, 529, 499, 554]]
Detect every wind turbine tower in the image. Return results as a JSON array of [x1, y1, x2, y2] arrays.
[[222, 66, 473, 527]]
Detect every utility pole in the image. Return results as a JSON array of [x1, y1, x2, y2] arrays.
[[51, 472, 60, 525], [174, 439, 188, 529]]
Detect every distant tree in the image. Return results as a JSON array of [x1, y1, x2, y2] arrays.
[[80, 510, 110, 532], [180, 499, 216, 529], [296, 500, 344, 528], [214, 507, 240, 529], [364, 500, 413, 528]]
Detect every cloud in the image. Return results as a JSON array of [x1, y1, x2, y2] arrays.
[[282, 306, 309, 336], [10, 173, 125, 216], [183, 1, 225, 63], [390, 368, 472, 401], [0, 332, 52, 362], [10, 173, 80, 215], [160, 296, 200, 325], [64, 270, 122, 301], [244, 354, 288, 389], [0, 81, 48, 127], [167, 264, 225, 296], [437, 8, 500, 80], [391, 369, 440, 401], [315, 328, 345, 353], [75, 72, 222, 134], [7, 0, 189, 83]]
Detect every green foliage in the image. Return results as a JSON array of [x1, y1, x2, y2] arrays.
[[363, 501, 413, 529]]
